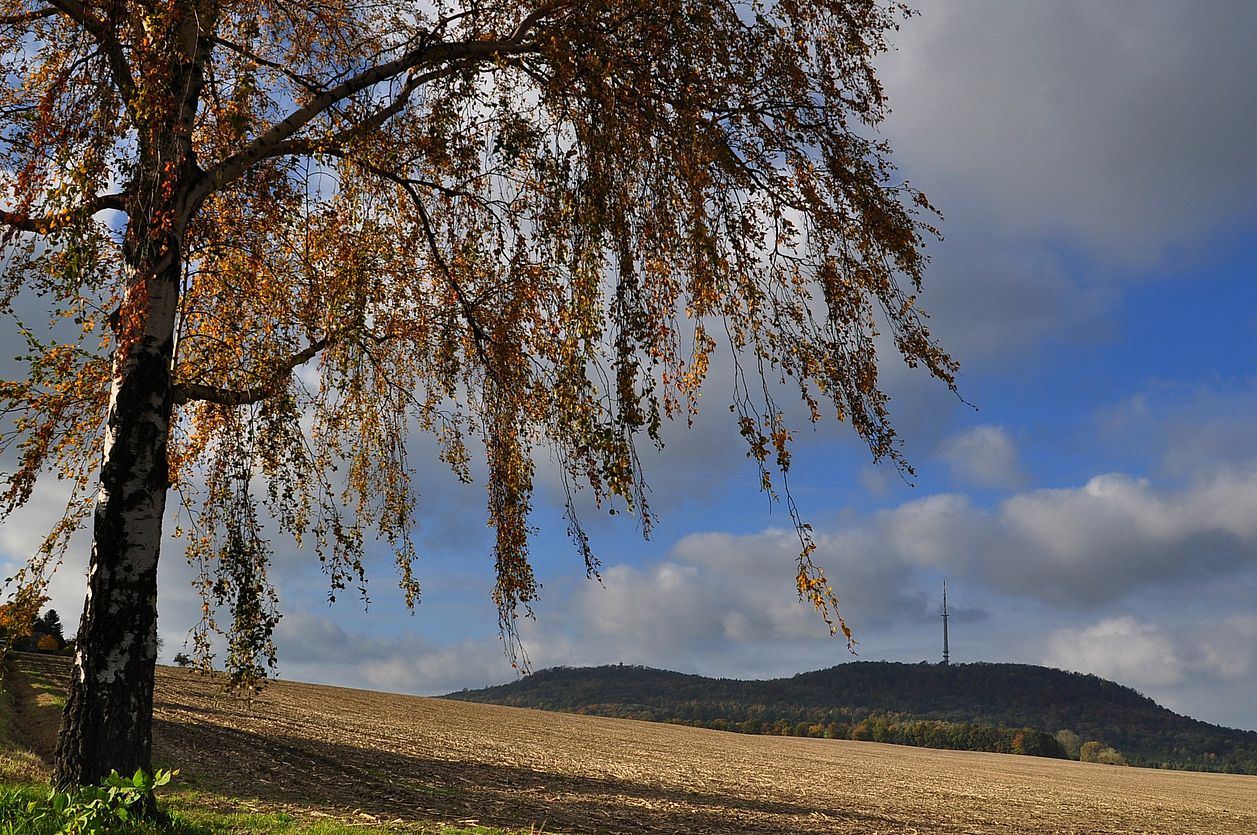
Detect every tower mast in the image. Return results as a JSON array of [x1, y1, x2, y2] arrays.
[[941, 580, 950, 665]]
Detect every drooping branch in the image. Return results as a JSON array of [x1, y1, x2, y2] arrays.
[[348, 156, 495, 370], [172, 336, 328, 406]]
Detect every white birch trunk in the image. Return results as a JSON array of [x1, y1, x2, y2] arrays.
[[53, 260, 181, 790]]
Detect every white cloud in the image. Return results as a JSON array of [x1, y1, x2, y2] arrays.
[[508, 525, 936, 678], [565, 531, 825, 661], [1044, 613, 1257, 706], [1044, 616, 1184, 688], [521, 461, 1257, 672], [938, 425, 1025, 489], [875, 466, 1257, 606]]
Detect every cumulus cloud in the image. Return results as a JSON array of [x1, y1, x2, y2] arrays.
[[1043, 616, 1184, 688], [1043, 613, 1257, 720], [511, 463, 1257, 685], [938, 425, 1025, 489], [879, 466, 1257, 606], [503, 525, 945, 679]]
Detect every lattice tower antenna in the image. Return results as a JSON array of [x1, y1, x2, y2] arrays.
[[941, 580, 951, 665]]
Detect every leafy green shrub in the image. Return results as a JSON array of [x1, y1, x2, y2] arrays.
[[5, 767, 176, 834]]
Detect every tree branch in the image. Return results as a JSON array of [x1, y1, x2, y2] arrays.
[[207, 34, 323, 95], [0, 7, 58, 24], [0, 193, 127, 234], [224, 59, 486, 168], [194, 34, 547, 204], [173, 336, 327, 406], [349, 157, 496, 371], [510, 1, 574, 41], [45, 0, 137, 115]]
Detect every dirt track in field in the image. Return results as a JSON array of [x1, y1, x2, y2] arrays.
[[11, 654, 1257, 834]]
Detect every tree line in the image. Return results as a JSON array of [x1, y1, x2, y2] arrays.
[[624, 709, 1069, 760]]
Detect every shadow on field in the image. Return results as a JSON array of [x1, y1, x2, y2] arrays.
[[154, 716, 892, 835], [5, 653, 65, 765]]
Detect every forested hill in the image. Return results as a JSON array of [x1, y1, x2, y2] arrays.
[[445, 662, 1257, 774]]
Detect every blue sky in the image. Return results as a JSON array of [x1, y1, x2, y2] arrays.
[[6, 1, 1257, 732]]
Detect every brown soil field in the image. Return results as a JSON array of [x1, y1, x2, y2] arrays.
[[10, 653, 1257, 834]]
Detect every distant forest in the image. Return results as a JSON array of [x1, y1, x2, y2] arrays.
[[447, 662, 1257, 775]]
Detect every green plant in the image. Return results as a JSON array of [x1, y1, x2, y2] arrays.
[[23, 768, 176, 834]]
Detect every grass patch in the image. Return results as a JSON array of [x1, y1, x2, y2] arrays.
[[0, 780, 206, 834], [162, 786, 528, 832], [0, 781, 552, 834]]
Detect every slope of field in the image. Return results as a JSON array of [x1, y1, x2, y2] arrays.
[[447, 662, 1257, 773], [9, 654, 1257, 835]]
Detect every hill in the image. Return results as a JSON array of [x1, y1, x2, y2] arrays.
[[446, 662, 1257, 774], [5, 653, 1255, 834]]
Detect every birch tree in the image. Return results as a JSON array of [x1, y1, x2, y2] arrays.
[[0, 0, 956, 789]]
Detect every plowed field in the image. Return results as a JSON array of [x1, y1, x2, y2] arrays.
[[10, 654, 1257, 834]]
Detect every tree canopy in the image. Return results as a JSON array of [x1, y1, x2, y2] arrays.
[[0, 0, 955, 786]]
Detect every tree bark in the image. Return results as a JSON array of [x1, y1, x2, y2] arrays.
[[52, 6, 207, 791], [53, 256, 181, 790]]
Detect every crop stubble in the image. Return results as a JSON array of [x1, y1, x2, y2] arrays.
[[13, 656, 1257, 834]]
